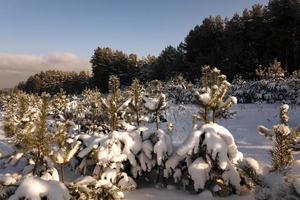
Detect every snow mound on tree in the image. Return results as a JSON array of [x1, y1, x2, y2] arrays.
[[154, 129, 173, 165], [242, 157, 271, 176], [177, 123, 243, 165], [166, 123, 243, 193], [8, 176, 70, 200], [0, 173, 21, 186], [188, 158, 211, 191]]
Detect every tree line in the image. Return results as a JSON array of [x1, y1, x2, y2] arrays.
[[18, 0, 300, 94], [17, 70, 91, 95]]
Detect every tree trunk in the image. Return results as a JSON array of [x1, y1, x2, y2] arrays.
[[60, 163, 65, 183]]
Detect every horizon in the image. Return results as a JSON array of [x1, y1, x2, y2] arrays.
[[0, 0, 268, 88]]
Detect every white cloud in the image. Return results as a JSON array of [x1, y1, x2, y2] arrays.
[[0, 53, 91, 88]]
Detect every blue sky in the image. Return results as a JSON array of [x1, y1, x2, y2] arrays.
[[0, 0, 269, 88], [0, 0, 269, 59]]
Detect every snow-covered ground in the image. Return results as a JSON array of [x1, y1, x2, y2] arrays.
[[1, 103, 299, 199], [0, 118, 14, 159], [125, 187, 254, 200]]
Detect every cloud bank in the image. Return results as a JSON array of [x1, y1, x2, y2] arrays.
[[0, 53, 91, 88]]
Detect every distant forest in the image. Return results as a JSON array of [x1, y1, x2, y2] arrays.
[[17, 0, 300, 94]]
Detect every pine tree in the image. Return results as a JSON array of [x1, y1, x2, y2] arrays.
[[52, 88, 69, 120], [266, 59, 286, 79], [3, 91, 38, 137], [256, 65, 267, 80], [91, 75, 130, 132], [164, 67, 243, 195], [11, 93, 68, 175], [51, 123, 81, 183], [68, 178, 124, 200], [3, 92, 20, 137], [272, 104, 299, 170], [166, 75, 193, 104], [108, 75, 121, 131], [128, 79, 144, 126], [193, 65, 237, 123], [257, 104, 300, 170], [82, 88, 104, 132], [271, 124, 293, 170], [144, 80, 168, 130]]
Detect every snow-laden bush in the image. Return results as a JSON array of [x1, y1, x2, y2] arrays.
[[257, 104, 300, 170], [230, 70, 300, 105], [234, 60, 295, 105], [68, 176, 124, 200], [239, 104, 300, 199], [165, 123, 243, 195], [164, 66, 244, 196], [164, 75, 194, 104], [240, 158, 300, 200]]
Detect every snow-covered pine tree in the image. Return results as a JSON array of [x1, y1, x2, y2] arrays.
[[71, 76, 143, 197], [3, 91, 36, 137], [3, 92, 20, 137], [272, 124, 293, 170], [68, 176, 124, 200], [9, 92, 71, 175], [164, 66, 243, 196], [107, 75, 121, 131], [257, 104, 300, 170], [256, 65, 267, 80], [95, 75, 131, 132], [0, 92, 5, 110], [239, 104, 300, 199], [230, 75, 249, 104], [15, 93, 48, 174], [137, 80, 173, 185], [255, 59, 286, 81], [52, 88, 70, 121], [76, 78, 173, 189], [231, 59, 295, 104], [81, 88, 104, 133], [51, 123, 81, 183], [144, 80, 168, 130], [193, 65, 237, 123], [127, 79, 144, 126], [267, 59, 286, 80], [165, 75, 193, 104], [288, 70, 300, 108]]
